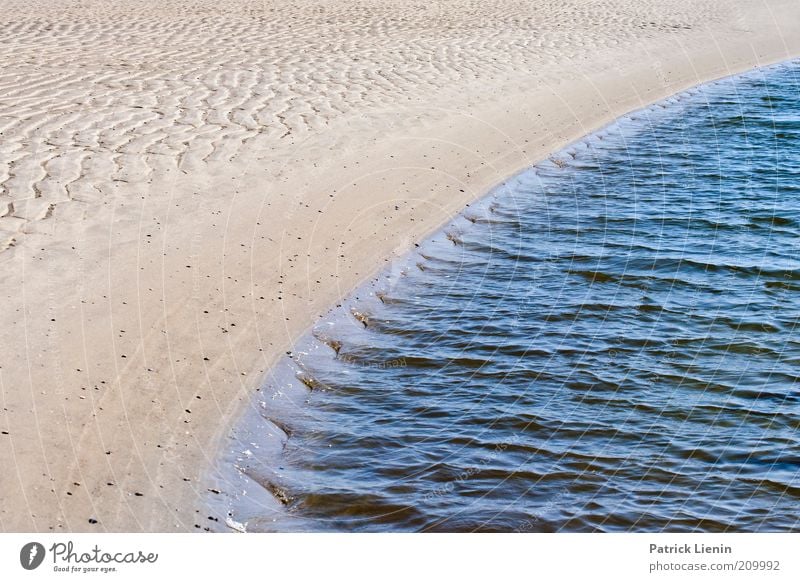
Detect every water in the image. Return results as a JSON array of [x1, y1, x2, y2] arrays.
[[221, 61, 800, 532]]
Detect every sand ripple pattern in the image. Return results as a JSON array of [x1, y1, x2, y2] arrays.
[[0, 0, 727, 250]]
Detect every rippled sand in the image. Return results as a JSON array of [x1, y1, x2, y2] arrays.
[[0, 0, 799, 531]]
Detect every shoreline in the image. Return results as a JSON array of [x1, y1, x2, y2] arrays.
[[1, 1, 799, 532], [209, 58, 800, 531]]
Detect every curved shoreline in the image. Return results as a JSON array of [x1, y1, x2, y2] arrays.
[[209, 58, 800, 531], [1, 1, 800, 532]]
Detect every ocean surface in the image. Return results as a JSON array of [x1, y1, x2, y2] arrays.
[[221, 61, 800, 532]]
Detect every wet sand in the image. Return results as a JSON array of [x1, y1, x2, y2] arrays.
[[0, 0, 799, 531]]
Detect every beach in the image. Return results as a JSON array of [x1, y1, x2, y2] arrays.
[[1, 0, 799, 532]]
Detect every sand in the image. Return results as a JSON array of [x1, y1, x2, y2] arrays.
[[0, 0, 798, 532]]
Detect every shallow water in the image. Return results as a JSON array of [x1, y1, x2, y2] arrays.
[[224, 61, 800, 532]]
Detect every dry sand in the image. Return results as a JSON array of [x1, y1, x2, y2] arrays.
[[0, 0, 799, 532]]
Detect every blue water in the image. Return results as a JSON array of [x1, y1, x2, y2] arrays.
[[225, 61, 800, 532]]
